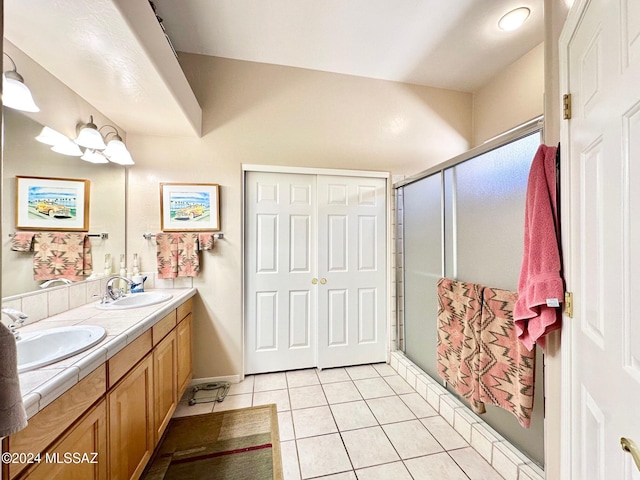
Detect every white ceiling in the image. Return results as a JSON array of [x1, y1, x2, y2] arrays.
[[3, 0, 544, 138], [153, 0, 544, 93]]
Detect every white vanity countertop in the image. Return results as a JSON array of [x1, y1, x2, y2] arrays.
[[17, 288, 197, 420]]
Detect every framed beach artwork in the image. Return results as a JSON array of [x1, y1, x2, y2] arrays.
[[15, 176, 90, 231], [160, 183, 221, 231]]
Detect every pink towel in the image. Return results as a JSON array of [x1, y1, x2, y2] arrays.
[[197, 232, 216, 251], [479, 287, 535, 428], [10, 232, 35, 252], [436, 277, 484, 413], [156, 233, 200, 278], [32, 232, 93, 281], [514, 145, 564, 351]]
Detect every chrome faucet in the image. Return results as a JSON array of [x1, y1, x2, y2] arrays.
[[1, 307, 28, 341], [105, 276, 135, 301]]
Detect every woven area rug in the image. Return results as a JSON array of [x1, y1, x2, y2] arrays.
[[142, 405, 283, 480]]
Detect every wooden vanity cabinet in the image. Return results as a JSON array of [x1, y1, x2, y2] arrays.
[[108, 354, 154, 480], [153, 329, 177, 442], [4, 297, 194, 480], [176, 311, 193, 397], [22, 401, 108, 480]]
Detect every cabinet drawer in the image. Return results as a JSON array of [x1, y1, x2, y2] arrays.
[[152, 310, 177, 347], [107, 330, 152, 389], [177, 298, 193, 322], [7, 365, 106, 479]]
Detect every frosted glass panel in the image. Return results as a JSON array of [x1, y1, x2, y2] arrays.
[[402, 173, 442, 380], [448, 132, 541, 288]]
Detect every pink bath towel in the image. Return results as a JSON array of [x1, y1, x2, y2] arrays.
[[436, 277, 484, 413], [156, 232, 201, 278], [32, 232, 93, 281], [514, 144, 564, 351], [479, 287, 535, 428]]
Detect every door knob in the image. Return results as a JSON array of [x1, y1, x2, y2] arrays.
[[621, 437, 640, 471], [312, 278, 318, 285], [320, 278, 327, 285]]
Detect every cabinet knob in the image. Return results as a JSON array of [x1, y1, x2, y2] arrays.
[[311, 278, 318, 285], [320, 278, 327, 285]]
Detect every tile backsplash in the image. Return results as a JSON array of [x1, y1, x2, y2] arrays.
[[1, 273, 191, 327]]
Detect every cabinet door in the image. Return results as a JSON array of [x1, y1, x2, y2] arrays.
[[23, 400, 107, 480], [153, 330, 177, 441], [176, 313, 192, 397], [108, 355, 154, 480]]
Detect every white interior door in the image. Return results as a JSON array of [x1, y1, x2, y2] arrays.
[[563, 0, 640, 477], [316, 175, 387, 369], [245, 171, 388, 374], [245, 172, 317, 373]]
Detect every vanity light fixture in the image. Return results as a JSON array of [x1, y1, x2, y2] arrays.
[[35, 126, 69, 146], [50, 137, 83, 156], [81, 149, 109, 164], [2, 53, 40, 112], [498, 7, 531, 31], [100, 125, 135, 165], [75, 115, 107, 150]]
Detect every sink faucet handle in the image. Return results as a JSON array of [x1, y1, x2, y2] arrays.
[[2, 307, 28, 328]]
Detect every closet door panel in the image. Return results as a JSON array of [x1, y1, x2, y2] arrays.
[[246, 172, 317, 373], [317, 175, 387, 369]]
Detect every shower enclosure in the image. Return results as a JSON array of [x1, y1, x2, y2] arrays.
[[396, 121, 545, 465]]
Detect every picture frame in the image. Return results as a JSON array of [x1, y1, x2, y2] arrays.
[[15, 176, 90, 231], [160, 183, 221, 232]]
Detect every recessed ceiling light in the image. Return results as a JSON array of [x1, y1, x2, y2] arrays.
[[498, 7, 531, 31]]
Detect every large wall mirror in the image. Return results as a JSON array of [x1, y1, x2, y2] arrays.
[[2, 108, 126, 297]]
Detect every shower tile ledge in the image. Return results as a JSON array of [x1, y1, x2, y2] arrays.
[[389, 350, 544, 480]]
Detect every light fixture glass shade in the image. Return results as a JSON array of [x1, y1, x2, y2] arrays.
[[51, 138, 83, 156], [103, 137, 128, 158], [81, 149, 109, 164], [498, 7, 531, 31], [75, 116, 106, 149], [108, 149, 135, 166], [2, 71, 40, 112], [35, 126, 69, 146]]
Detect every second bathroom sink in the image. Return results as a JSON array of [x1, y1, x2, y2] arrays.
[[17, 325, 107, 373], [95, 291, 173, 310]]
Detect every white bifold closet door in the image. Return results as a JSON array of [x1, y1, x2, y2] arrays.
[[245, 171, 387, 374]]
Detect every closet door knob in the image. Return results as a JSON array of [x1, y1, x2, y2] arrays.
[[320, 278, 327, 285], [312, 278, 318, 285]]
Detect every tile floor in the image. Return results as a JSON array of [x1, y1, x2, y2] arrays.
[[174, 363, 507, 480]]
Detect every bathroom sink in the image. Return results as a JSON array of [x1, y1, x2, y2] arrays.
[[95, 291, 173, 310], [17, 325, 107, 373]]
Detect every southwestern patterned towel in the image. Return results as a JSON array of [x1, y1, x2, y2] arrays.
[[10, 232, 36, 252], [32, 232, 93, 281], [156, 232, 201, 278], [479, 287, 535, 428], [436, 277, 484, 413]]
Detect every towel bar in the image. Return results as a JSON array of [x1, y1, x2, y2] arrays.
[[143, 232, 224, 240], [9, 232, 108, 240]]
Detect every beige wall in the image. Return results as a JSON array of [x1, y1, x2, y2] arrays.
[[472, 42, 544, 147], [127, 55, 473, 379]]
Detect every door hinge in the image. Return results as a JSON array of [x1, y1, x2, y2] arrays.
[[565, 291, 574, 318], [563, 93, 572, 120]]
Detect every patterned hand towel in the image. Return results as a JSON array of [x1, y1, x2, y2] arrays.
[[0, 322, 27, 437], [32, 232, 93, 281], [10, 232, 35, 252], [436, 277, 484, 413], [479, 287, 536, 428], [156, 233, 201, 278], [197, 232, 216, 251]]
